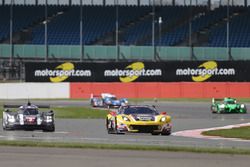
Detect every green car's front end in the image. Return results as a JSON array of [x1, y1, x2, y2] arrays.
[[211, 98, 247, 114]]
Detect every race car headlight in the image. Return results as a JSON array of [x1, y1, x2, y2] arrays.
[[220, 104, 225, 108], [123, 99, 128, 104], [8, 115, 16, 123], [122, 116, 130, 122], [45, 116, 53, 122], [37, 117, 43, 124], [241, 104, 245, 108], [160, 117, 166, 122]]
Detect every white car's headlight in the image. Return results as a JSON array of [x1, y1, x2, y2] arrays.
[[45, 116, 53, 122], [8, 115, 16, 123], [161, 117, 166, 122]]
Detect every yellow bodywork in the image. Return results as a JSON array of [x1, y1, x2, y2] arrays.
[[107, 113, 172, 133]]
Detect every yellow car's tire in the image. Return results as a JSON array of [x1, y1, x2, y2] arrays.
[[151, 132, 160, 135], [106, 118, 113, 134], [161, 131, 171, 136]]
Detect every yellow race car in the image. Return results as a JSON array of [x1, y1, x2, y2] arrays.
[[106, 105, 172, 135]]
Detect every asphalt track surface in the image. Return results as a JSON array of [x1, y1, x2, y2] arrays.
[[1, 100, 250, 166], [1, 100, 250, 149], [1, 146, 250, 167]]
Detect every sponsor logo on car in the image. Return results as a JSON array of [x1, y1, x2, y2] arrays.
[[176, 61, 236, 82]]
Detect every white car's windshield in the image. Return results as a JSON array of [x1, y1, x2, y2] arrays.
[[23, 108, 39, 115]]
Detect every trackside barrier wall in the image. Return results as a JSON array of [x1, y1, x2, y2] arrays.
[[70, 82, 250, 98], [0, 83, 69, 99], [0, 82, 249, 99]]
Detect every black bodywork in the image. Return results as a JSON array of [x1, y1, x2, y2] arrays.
[[2, 102, 55, 132]]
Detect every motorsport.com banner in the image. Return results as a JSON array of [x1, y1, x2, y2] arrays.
[[25, 61, 249, 82]]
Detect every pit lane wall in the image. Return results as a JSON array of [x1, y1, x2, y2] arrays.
[[0, 83, 69, 99]]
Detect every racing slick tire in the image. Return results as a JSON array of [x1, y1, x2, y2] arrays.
[[106, 118, 117, 134], [2, 119, 7, 130], [43, 125, 55, 132], [106, 118, 113, 134], [161, 131, 171, 136], [2, 120, 13, 131], [211, 106, 217, 114], [151, 132, 161, 135], [107, 118, 124, 134]]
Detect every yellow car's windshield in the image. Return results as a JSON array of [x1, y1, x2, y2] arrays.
[[123, 107, 159, 115]]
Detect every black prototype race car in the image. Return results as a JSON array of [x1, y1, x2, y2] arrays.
[[2, 102, 55, 132]]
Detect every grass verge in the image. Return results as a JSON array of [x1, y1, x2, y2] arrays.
[[52, 106, 109, 119], [0, 106, 109, 119], [0, 140, 250, 155], [202, 126, 250, 140]]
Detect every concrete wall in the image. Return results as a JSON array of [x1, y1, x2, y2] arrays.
[[1, 82, 250, 99], [0, 83, 69, 99], [70, 82, 250, 98]]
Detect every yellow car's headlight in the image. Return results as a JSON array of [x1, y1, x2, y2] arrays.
[[122, 116, 130, 122], [160, 117, 166, 122]]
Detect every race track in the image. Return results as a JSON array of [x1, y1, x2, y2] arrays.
[[1, 100, 250, 149], [1, 146, 250, 167]]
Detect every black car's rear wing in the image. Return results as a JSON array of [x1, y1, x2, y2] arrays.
[[3, 104, 50, 108]]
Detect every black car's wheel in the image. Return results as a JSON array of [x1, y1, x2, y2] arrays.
[[2, 119, 6, 130], [2, 120, 13, 131], [43, 125, 55, 132]]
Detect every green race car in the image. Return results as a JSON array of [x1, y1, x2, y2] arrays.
[[211, 97, 247, 114]]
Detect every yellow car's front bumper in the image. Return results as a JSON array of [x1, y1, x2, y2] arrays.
[[116, 122, 172, 134]]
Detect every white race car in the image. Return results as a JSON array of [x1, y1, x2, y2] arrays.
[[2, 102, 55, 132]]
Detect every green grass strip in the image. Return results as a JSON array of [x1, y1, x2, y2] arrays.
[[0, 106, 109, 119], [53, 106, 109, 119], [202, 126, 250, 140], [0, 140, 250, 155]]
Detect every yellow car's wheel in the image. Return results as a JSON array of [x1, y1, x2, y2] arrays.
[[106, 117, 118, 134], [151, 132, 160, 135], [161, 131, 171, 136], [106, 118, 113, 134]]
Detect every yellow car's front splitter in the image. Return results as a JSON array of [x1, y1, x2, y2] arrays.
[[116, 122, 172, 134]]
